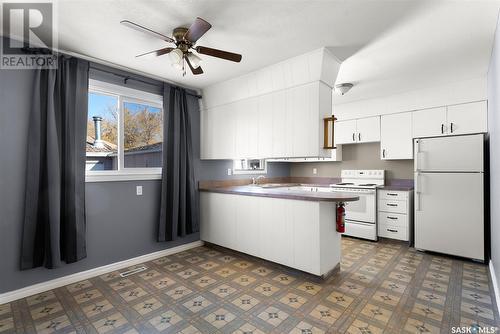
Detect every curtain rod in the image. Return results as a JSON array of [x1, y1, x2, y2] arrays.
[[89, 66, 202, 99]]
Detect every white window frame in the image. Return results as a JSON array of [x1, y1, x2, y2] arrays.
[[86, 79, 164, 182]]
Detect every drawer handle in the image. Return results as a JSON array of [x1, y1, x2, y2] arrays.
[[387, 216, 398, 220], [387, 229, 398, 233], [387, 203, 398, 207], [387, 193, 398, 196]]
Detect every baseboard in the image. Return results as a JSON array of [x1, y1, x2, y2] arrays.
[[489, 260, 500, 317], [0, 240, 204, 304]]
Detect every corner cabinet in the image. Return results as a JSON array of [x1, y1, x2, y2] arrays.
[[201, 81, 334, 159], [380, 112, 413, 160], [334, 116, 380, 145]]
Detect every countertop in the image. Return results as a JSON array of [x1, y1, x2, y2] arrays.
[[199, 184, 359, 203]]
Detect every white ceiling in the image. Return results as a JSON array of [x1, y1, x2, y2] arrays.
[[55, 0, 500, 101]]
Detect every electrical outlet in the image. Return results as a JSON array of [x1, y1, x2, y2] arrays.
[[227, 168, 232, 176], [136, 186, 143, 196], [313, 168, 318, 175]]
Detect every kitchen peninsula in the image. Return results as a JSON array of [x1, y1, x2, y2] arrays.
[[199, 181, 359, 277]]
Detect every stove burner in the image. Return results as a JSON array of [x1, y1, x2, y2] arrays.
[[358, 183, 377, 186], [336, 182, 354, 185]]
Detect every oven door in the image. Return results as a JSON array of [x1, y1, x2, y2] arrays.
[[331, 189, 376, 223]]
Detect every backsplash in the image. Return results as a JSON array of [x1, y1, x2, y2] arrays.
[[290, 142, 414, 180]]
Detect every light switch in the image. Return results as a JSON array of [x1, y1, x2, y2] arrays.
[[227, 168, 232, 176], [313, 168, 317, 175], [136, 186, 143, 196]]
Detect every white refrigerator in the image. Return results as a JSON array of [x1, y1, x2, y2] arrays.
[[414, 134, 484, 261]]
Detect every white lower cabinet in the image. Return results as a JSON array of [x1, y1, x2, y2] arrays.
[[201, 192, 341, 276], [377, 189, 413, 241]]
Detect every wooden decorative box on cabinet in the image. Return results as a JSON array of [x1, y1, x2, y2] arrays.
[[377, 189, 413, 241]]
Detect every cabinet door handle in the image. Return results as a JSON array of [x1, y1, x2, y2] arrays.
[[387, 216, 398, 220], [387, 203, 398, 207], [441, 124, 444, 134], [358, 133, 361, 141], [387, 229, 398, 233], [352, 133, 355, 142], [387, 193, 397, 196], [450, 122, 454, 133], [382, 149, 386, 158]]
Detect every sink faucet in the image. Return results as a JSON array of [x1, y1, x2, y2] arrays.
[[252, 175, 266, 185]]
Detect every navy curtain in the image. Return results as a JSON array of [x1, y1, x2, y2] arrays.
[[159, 85, 199, 241], [21, 56, 89, 269]]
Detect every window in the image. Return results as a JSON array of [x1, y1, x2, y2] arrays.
[[86, 80, 163, 181], [232, 159, 267, 175]]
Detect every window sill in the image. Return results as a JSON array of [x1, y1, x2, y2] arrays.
[[85, 170, 162, 182]]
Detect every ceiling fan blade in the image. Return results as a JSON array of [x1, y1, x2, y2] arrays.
[[135, 47, 174, 58], [195, 46, 242, 62], [184, 17, 212, 43], [185, 56, 204, 75], [120, 20, 174, 43]]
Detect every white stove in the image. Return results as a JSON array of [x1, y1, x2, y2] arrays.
[[330, 170, 385, 241]]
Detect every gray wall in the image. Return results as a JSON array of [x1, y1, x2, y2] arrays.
[[290, 142, 414, 180], [0, 48, 289, 293], [487, 15, 500, 294]]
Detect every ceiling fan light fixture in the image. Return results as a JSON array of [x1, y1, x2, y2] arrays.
[[186, 52, 202, 69], [168, 48, 184, 67]]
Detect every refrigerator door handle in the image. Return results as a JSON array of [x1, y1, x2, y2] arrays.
[[415, 172, 421, 211]]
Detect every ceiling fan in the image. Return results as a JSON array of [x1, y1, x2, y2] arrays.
[[120, 17, 242, 76]]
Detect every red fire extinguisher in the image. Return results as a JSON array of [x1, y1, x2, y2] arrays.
[[336, 203, 345, 233]]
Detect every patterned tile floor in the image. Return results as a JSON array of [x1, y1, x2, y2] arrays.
[[1, 237, 499, 333]]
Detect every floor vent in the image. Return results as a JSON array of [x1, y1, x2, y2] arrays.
[[119, 266, 148, 277]]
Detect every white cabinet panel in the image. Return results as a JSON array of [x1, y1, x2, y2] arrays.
[[201, 193, 236, 248], [259, 198, 294, 267], [291, 83, 316, 157], [293, 201, 319, 274], [258, 94, 273, 158], [235, 195, 261, 257], [380, 112, 413, 160], [356, 116, 380, 143], [412, 107, 447, 138], [447, 101, 487, 135], [211, 104, 235, 159], [235, 98, 259, 158], [334, 120, 357, 145], [272, 90, 287, 157]]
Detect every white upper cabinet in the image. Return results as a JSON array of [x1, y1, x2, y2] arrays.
[[412, 101, 487, 139], [356, 116, 380, 143], [412, 107, 447, 138], [334, 120, 357, 144], [200, 48, 341, 159], [334, 116, 380, 145], [380, 112, 413, 160], [446, 101, 487, 135]]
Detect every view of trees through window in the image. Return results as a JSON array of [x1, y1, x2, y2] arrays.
[[123, 101, 163, 168], [86, 91, 163, 171]]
